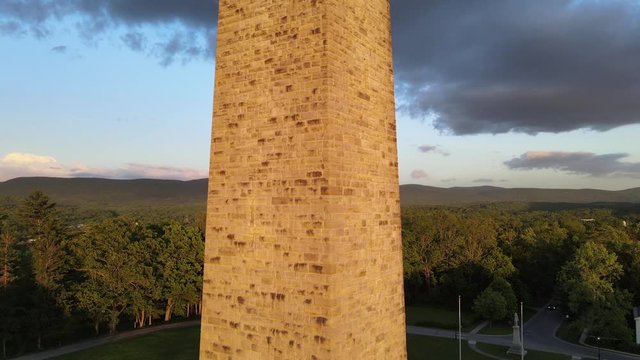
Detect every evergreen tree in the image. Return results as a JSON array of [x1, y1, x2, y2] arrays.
[[0, 222, 18, 288], [17, 191, 67, 291]]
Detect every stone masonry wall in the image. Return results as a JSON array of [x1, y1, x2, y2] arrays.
[[200, 1, 406, 359]]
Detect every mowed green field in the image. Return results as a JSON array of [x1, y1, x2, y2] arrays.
[[54, 329, 482, 360], [405, 304, 479, 330], [53, 326, 567, 360], [52, 327, 200, 360]]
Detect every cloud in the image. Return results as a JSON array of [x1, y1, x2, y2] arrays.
[[411, 169, 428, 179], [0, 152, 206, 181], [417, 145, 436, 153], [417, 144, 450, 156], [0, 0, 218, 64], [50, 45, 66, 53], [72, 163, 207, 180], [392, 0, 640, 135], [121, 32, 145, 51], [0, 152, 68, 180], [504, 151, 640, 178]]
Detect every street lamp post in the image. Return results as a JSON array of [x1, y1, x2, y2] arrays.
[[597, 336, 601, 360], [520, 302, 524, 360], [458, 295, 462, 360]]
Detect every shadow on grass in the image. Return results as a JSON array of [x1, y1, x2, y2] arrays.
[[478, 308, 538, 335], [476, 342, 571, 360], [406, 304, 479, 331], [51, 326, 200, 360]]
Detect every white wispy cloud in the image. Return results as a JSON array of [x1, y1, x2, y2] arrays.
[[0, 152, 206, 181]]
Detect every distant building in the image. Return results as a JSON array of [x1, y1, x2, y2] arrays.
[[580, 218, 595, 222]]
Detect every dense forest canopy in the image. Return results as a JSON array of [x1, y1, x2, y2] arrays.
[[0, 190, 639, 357], [402, 204, 640, 349], [0, 192, 205, 358]]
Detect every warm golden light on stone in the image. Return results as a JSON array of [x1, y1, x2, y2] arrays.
[[200, 1, 406, 358]]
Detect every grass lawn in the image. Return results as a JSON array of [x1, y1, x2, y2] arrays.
[[554, 319, 582, 345], [406, 303, 478, 330], [476, 342, 571, 360], [478, 307, 538, 335], [407, 334, 488, 359], [51, 323, 571, 360], [51, 326, 490, 360], [52, 326, 200, 360]]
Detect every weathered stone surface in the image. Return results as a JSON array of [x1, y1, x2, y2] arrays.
[[200, 1, 406, 358]]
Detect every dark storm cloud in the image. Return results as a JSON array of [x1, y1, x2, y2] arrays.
[[0, 0, 218, 64], [505, 151, 640, 177], [391, 0, 640, 135]]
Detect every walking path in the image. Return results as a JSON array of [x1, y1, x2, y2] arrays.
[[407, 304, 640, 360], [10, 307, 640, 360], [10, 320, 200, 360]]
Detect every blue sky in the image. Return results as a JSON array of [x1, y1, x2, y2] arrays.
[[1, 0, 640, 190]]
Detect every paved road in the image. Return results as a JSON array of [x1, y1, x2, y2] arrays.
[[11, 311, 640, 360], [519, 307, 640, 360], [408, 307, 640, 360], [10, 321, 200, 360]]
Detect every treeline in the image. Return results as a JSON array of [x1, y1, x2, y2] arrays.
[[402, 204, 640, 349], [0, 191, 204, 358], [2, 190, 640, 356]]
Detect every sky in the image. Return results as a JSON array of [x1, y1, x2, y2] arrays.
[[1, 0, 640, 190]]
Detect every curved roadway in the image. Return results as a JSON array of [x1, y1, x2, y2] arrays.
[[408, 306, 640, 360]]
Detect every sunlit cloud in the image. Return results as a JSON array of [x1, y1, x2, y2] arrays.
[[505, 151, 640, 178], [0, 152, 206, 181], [411, 169, 428, 179]]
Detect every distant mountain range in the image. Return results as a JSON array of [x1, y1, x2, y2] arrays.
[[0, 177, 208, 208], [1, 177, 639, 207], [400, 184, 640, 206]]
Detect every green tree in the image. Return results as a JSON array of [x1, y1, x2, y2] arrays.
[[585, 290, 633, 344], [480, 248, 516, 280], [72, 218, 150, 334], [17, 191, 67, 291], [473, 288, 508, 326], [72, 278, 112, 335], [488, 277, 517, 317], [0, 222, 18, 288], [154, 223, 204, 321], [557, 241, 623, 316]]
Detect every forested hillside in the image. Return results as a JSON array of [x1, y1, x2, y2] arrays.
[[402, 204, 640, 352], [1, 182, 639, 357], [0, 191, 204, 357], [2, 177, 640, 208], [0, 177, 208, 208], [401, 184, 640, 205]]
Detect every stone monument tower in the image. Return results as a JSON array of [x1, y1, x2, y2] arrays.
[[200, 1, 407, 359]]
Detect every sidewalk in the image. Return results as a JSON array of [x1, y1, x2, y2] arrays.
[[10, 320, 200, 360]]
